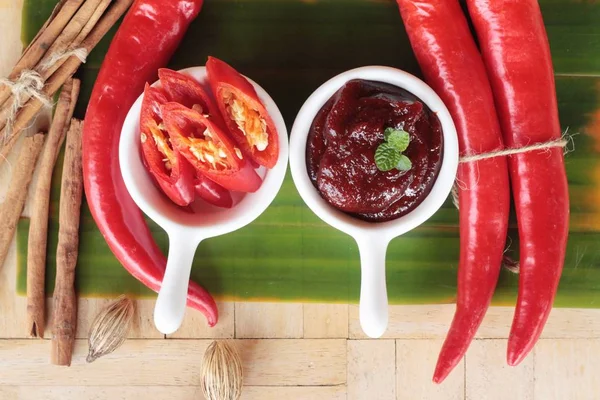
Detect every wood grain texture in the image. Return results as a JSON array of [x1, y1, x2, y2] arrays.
[[169, 301, 234, 339], [350, 305, 600, 339], [235, 302, 303, 338], [534, 339, 600, 400], [304, 303, 348, 338], [347, 340, 396, 400], [0, 339, 346, 386], [465, 340, 534, 400], [396, 339, 464, 400], [0, 385, 347, 400]]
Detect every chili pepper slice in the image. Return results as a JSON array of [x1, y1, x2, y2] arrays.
[[206, 56, 279, 168], [467, 0, 569, 366], [194, 175, 233, 208], [162, 102, 262, 193], [396, 0, 510, 383], [82, 0, 218, 325], [140, 84, 195, 206], [158, 68, 215, 118]]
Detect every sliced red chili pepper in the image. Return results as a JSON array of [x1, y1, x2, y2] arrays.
[[140, 84, 195, 206], [194, 175, 233, 208], [162, 102, 262, 193], [156, 69, 235, 207], [206, 56, 279, 168]]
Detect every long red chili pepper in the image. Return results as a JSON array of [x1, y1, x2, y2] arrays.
[[396, 0, 510, 382], [82, 0, 218, 326], [466, 0, 570, 366]]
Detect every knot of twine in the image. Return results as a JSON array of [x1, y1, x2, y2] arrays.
[[0, 70, 52, 140], [0, 47, 87, 142], [39, 47, 88, 71], [450, 136, 569, 274]]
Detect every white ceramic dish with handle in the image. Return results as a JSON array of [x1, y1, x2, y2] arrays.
[[120, 66, 289, 335], [289, 66, 458, 338]]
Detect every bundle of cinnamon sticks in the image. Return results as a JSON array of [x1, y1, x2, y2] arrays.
[[0, 0, 134, 366], [0, 0, 133, 162]]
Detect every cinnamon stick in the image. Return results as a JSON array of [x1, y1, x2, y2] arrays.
[[0, 0, 133, 163], [51, 119, 83, 367], [0, 0, 84, 108], [38, 0, 109, 78], [0, 133, 46, 270], [27, 79, 80, 339], [0, 0, 111, 132]]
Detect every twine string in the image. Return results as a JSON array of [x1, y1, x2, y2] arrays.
[[450, 136, 569, 274], [39, 47, 88, 71], [0, 47, 88, 143]]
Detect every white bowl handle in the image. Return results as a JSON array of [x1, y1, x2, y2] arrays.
[[356, 235, 390, 338], [154, 234, 200, 334]]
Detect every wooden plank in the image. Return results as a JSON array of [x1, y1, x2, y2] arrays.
[[0, 386, 204, 400], [347, 339, 396, 400], [0, 339, 346, 386], [303, 303, 348, 338], [534, 339, 600, 400], [396, 339, 464, 400], [0, 385, 347, 400], [349, 305, 455, 339], [168, 301, 235, 339], [350, 305, 600, 339], [73, 298, 162, 339], [235, 302, 303, 338], [242, 386, 347, 400], [0, 252, 28, 338], [475, 308, 600, 339], [465, 339, 533, 400]]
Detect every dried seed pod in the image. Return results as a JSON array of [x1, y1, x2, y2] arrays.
[[201, 340, 243, 400], [86, 295, 135, 363]]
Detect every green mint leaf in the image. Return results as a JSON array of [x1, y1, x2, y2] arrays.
[[384, 127, 396, 141], [396, 154, 412, 171], [375, 143, 402, 172], [386, 129, 410, 152]]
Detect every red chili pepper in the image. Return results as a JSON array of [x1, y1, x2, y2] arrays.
[[194, 175, 233, 208], [162, 102, 262, 193], [82, 0, 218, 326], [206, 56, 279, 168], [140, 84, 195, 206], [396, 0, 510, 383], [466, 0, 570, 366]]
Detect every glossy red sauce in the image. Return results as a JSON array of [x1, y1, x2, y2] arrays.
[[306, 79, 443, 222]]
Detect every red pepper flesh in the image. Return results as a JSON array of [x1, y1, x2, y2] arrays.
[[194, 175, 233, 209], [206, 56, 279, 168], [162, 102, 262, 193], [140, 84, 195, 206], [467, 0, 570, 366], [396, 0, 510, 383], [82, 0, 218, 326]]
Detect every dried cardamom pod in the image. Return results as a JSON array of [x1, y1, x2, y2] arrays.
[[201, 340, 244, 400], [86, 295, 135, 363]]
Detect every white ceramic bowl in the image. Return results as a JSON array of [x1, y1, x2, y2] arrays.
[[289, 66, 458, 338], [120, 66, 289, 334]]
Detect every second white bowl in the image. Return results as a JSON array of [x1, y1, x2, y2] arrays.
[[289, 66, 459, 338]]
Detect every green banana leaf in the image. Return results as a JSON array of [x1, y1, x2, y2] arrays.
[[16, 0, 600, 306]]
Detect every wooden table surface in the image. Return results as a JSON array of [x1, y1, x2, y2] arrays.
[[2, 1, 600, 399]]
